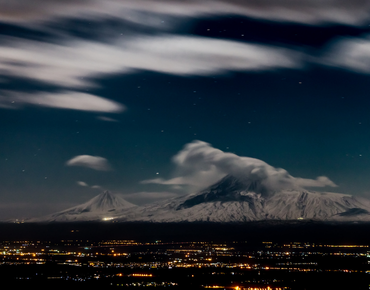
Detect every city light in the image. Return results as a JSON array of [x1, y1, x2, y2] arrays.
[[1, 239, 368, 288], [102, 217, 114, 221]]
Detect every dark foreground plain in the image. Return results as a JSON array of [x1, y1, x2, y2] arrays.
[[1, 221, 370, 242], [1, 221, 370, 290]]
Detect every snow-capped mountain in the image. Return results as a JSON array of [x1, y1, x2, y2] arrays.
[[29, 176, 370, 222], [30, 191, 135, 222], [116, 175, 370, 222]]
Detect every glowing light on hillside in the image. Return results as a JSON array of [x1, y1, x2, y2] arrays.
[[102, 217, 114, 221]]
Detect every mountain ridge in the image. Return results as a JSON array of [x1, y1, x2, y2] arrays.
[[116, 175, 370, 222], [26, 176, 370, 222]]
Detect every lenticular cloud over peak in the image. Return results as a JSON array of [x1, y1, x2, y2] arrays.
[[142, 140, 337, 193], [66, 155, 112, 171]]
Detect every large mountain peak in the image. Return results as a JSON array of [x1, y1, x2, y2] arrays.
[[177, 175, 268, 210], [211, 174, 266, 193]]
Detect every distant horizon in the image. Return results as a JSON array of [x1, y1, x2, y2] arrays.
[[1, 167, 367, 221], [16, 173, 370, 223]]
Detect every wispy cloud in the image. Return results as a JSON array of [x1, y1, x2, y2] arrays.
[[1, 0, 369, 26], [77, 182, 106, 190], [142, 140, 337, 193], [0, 36, 132, 88], [0, 90, 125, 113], [66, 155, 112, 171], [0, 35, 301, 90], [320, 35, 370, 74], [1, 0, 369, 115], [0, 34, 303, 112], [97, 116, 120, 122], [77, 181, 88, 187]]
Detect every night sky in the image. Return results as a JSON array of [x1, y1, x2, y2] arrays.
[[1, 0, 370, 219]]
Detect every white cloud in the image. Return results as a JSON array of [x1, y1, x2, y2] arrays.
[[77, 181, 88, 187], [0, 0, 369, 26], [0, 35, 301, 90], [0, 36, 131, 88], [142, 140, 337, 193], [66, 155, 112, 171], [294, 176, 338, 188], [321, 36, 370, 74], [91, 185, 103, 189], [127, 35, 301, 74], [0, 90, 125, 113]]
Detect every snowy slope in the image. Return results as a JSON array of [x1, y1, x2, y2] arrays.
[[265, 190, 369, 220], [30, 191, 135, 222], [117, 175, 370, 222], [29, 176, 370, 222]]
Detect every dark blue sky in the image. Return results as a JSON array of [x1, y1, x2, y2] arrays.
[[1, 0, 370, 219]]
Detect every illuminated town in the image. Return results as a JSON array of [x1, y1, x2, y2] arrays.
[[1, 237, 369, 289]]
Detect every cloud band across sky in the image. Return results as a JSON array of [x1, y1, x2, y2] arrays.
[[0, 35, 301, 89], [1, 33, 370, 95], [142, 140, 337, 193], [0, 1, 370, 116], [1, 0, 370, 26]]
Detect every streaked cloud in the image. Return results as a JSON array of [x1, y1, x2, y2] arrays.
[[0, 36, 132, 88], [142, 140, 337, 193], [0, 90, 125, 113], [1, 0, 369, 26], [321, 35, 370, 74], [66, 155, 112, 171], [0, 35, 301, 90], [97, 116, 120, 122], [1, 0, 369, 116], [125, 35, 301, 74]]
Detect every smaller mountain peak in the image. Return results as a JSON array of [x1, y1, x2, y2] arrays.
[[96, 190, 115, 203], [98, 190, 114, 199], [102, 190, 112, 195], [26, 190, 137, 222]]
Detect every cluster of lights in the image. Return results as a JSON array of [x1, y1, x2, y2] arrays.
[[243, 288, 282, 290], [131, 274, 153, 277], [204, 286, 282, 290]]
